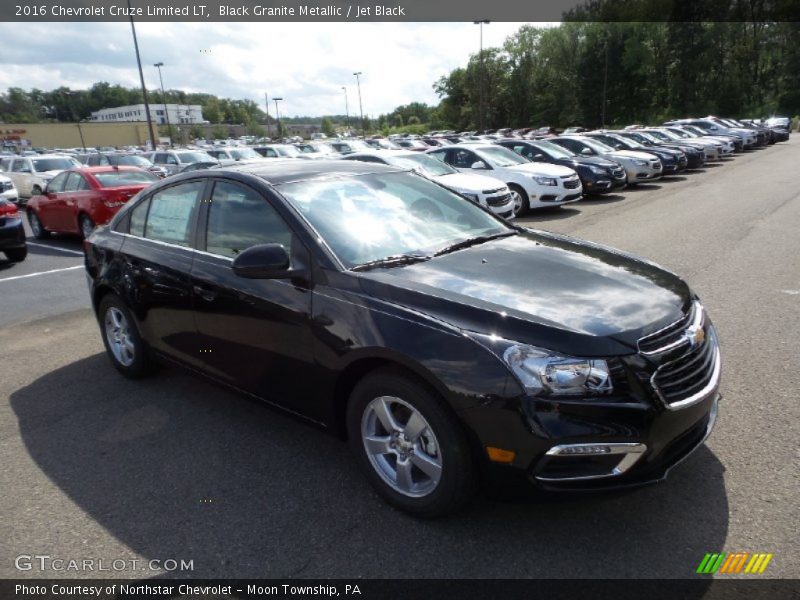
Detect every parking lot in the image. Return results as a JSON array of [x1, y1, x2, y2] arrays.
[[1, 137, 798, 579]]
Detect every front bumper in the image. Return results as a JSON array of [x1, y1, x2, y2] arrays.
[[0, 216, 26, 250]]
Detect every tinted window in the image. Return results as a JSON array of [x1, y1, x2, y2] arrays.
[[63, 173, 84, 192], [129, 197, 150, 237], [206, 181, 293, 258], [143, 181, 203, 247], [11, 160, 29, 173], [47, 172, 69, 193], [94, 170, 158, 187], [153, 153, 167, 164], [32, 158, 78, 171], [450, 149, 478, 169]]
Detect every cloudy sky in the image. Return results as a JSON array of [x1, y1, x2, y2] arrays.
[[0, 22, 546, 118]]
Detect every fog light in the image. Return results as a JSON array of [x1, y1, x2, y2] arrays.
[[557, 445, 612, 455], [486, 447, 516, 463]]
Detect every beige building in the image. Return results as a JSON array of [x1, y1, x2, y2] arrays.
[[1, 122, 155, 149]]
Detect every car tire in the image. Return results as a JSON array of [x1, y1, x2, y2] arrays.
[[346, 368, 476, 518], [28, 211, 50, 239], [32, 185, 42, 196], [4, 247, 27, 262], [98, 293, 154, 379], [79, 214, 95, 239], [509, 184, 529, 217]]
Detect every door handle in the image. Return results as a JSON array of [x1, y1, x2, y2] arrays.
[[193, 285, 217, 302]]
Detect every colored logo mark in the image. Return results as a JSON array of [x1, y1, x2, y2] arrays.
[[696, 552, 773, 574]]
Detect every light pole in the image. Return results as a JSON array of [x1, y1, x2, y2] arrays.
[[63, 91, 86, 150], [264, 91, 271, 138], [153, 62, 172, 147], [127, 0, 157, 150], [353, 71, 364, 133], [273, 97, 283, 139], [342, 87, 351, 132], [473, 20, 490, 133]]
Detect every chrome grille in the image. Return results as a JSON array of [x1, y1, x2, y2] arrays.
[[638, 303, 697, 356], [486, 193, 512, 207], [651, 328, 719, 409]]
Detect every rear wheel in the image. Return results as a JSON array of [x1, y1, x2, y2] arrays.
[[31, 185, 42, 196], [28, 211, 50, 239], [4, 247, 27, 262], [347, 368, 476, 517], [79, 214, 95, 239], [98, 293, 153, 379], [509, 184, 529, 217]]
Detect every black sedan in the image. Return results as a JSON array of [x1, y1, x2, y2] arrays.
[[84, 161, 721, 517], [584, 132, 687, 174], [0, 198, 27, 262], [496, 139, 628, 194]]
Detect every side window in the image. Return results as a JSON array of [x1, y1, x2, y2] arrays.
[[99, 155, 110, 166], [76, 175, 91, 191], [153, 153, 166, 165], [11, 160, 27, 173], [206, 181, 293, 259], [47, 172, 69, 193], [557, 139, 580, 153], [63, 173, 82, 192], [165, 155, 179, 165], [451, 149, 476, 169], [265, 148, 277, 157], [427, 150, 447, 163], [143, 181, 203, 247], [129, 197, 150, 237]]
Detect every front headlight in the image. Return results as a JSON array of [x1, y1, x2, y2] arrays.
[[589, 166, 607, 175], [633, 159, 647, 166], [503, 344, 613, 396], [532, 175, 557, 186]]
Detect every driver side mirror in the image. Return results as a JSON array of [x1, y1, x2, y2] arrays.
[[580, 148, 593, 156], [232, 244, 291, 279], [471, 160, 488, 170]]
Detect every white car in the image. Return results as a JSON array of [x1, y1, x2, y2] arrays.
[[663, 126, 735, 155], [343, 150, 516, 219], [426, 144, 582, 216], [0, 173, 19, 204], [205, 147, 264, 162], [549, 136, 662, 184], [643, 128, 725, 160], [4, 154, 81, 199]]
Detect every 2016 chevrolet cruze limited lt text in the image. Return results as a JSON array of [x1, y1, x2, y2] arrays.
[[84, 160, 721, 517]]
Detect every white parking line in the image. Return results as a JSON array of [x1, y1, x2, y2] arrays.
[[0, 265, 84, 283], [25, 242, 85, 256]]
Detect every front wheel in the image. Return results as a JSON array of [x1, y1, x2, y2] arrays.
[[509, 184, 529, 217], [98, 293, 154, 378], [4, 247, 27, 262], [346, 369, 476, 517]]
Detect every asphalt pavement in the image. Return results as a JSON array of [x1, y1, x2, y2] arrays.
[[0, 138, 798, 580]]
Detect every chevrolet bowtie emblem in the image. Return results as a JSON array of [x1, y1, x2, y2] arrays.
[[685, 325, 705, 348]]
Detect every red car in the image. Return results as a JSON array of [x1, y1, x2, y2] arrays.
[[27, 166, 158, 239]]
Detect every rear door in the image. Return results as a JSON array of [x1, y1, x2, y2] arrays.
[[117, 179, 205, 365], [189, 178, 316, 408]]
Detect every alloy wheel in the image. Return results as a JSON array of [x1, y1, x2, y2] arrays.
[[361, 395, 443, 498], [104, 307, 136, 367]]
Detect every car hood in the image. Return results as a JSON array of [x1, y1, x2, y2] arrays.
[[607, 150, 657, 161], [356, 230, 691, 356], [557, 156, 620, 169], [506, 162, 576, 177], [436, 172, 506, 193]]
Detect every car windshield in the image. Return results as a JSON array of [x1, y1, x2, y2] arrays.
[[278, 171, 511, 268], [33, 157, 79, 171], [577, 137, 616, 153], [386, 153, 457, 177], [477, 146, 528, 167], [372, 139, 401, 150], [665, 128, 690, 138], [623, 133, 653, 145], [611, 135, 644, 148], [230, 148, 261, 160], [94, 170, 159, 187], [645, 130, 671, 141], [113, 155, 152, 167], [531, 140, 574, 158], [311, 143, 338, 155], [177, 152, 213, 164], [274, 145, 301, 157]]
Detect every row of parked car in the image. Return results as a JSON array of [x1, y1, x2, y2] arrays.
[[0, 115, 790, 264]]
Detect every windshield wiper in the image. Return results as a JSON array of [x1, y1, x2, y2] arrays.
[[351, 253, 432, 272], [434, 231, 517, 257]]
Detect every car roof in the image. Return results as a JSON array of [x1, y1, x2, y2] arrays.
[[71, 166, 146, 174], [189, 159, 405, 185]]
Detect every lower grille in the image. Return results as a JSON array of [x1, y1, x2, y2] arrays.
[[486, 193, 511, 207], [563, 178, 580, 189], [1, 182, 12, 192]]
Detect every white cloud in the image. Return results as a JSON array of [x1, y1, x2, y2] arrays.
[[0, 21, 554, 117]]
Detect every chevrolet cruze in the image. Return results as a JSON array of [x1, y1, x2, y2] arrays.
[[84, 161, 721, 517]]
